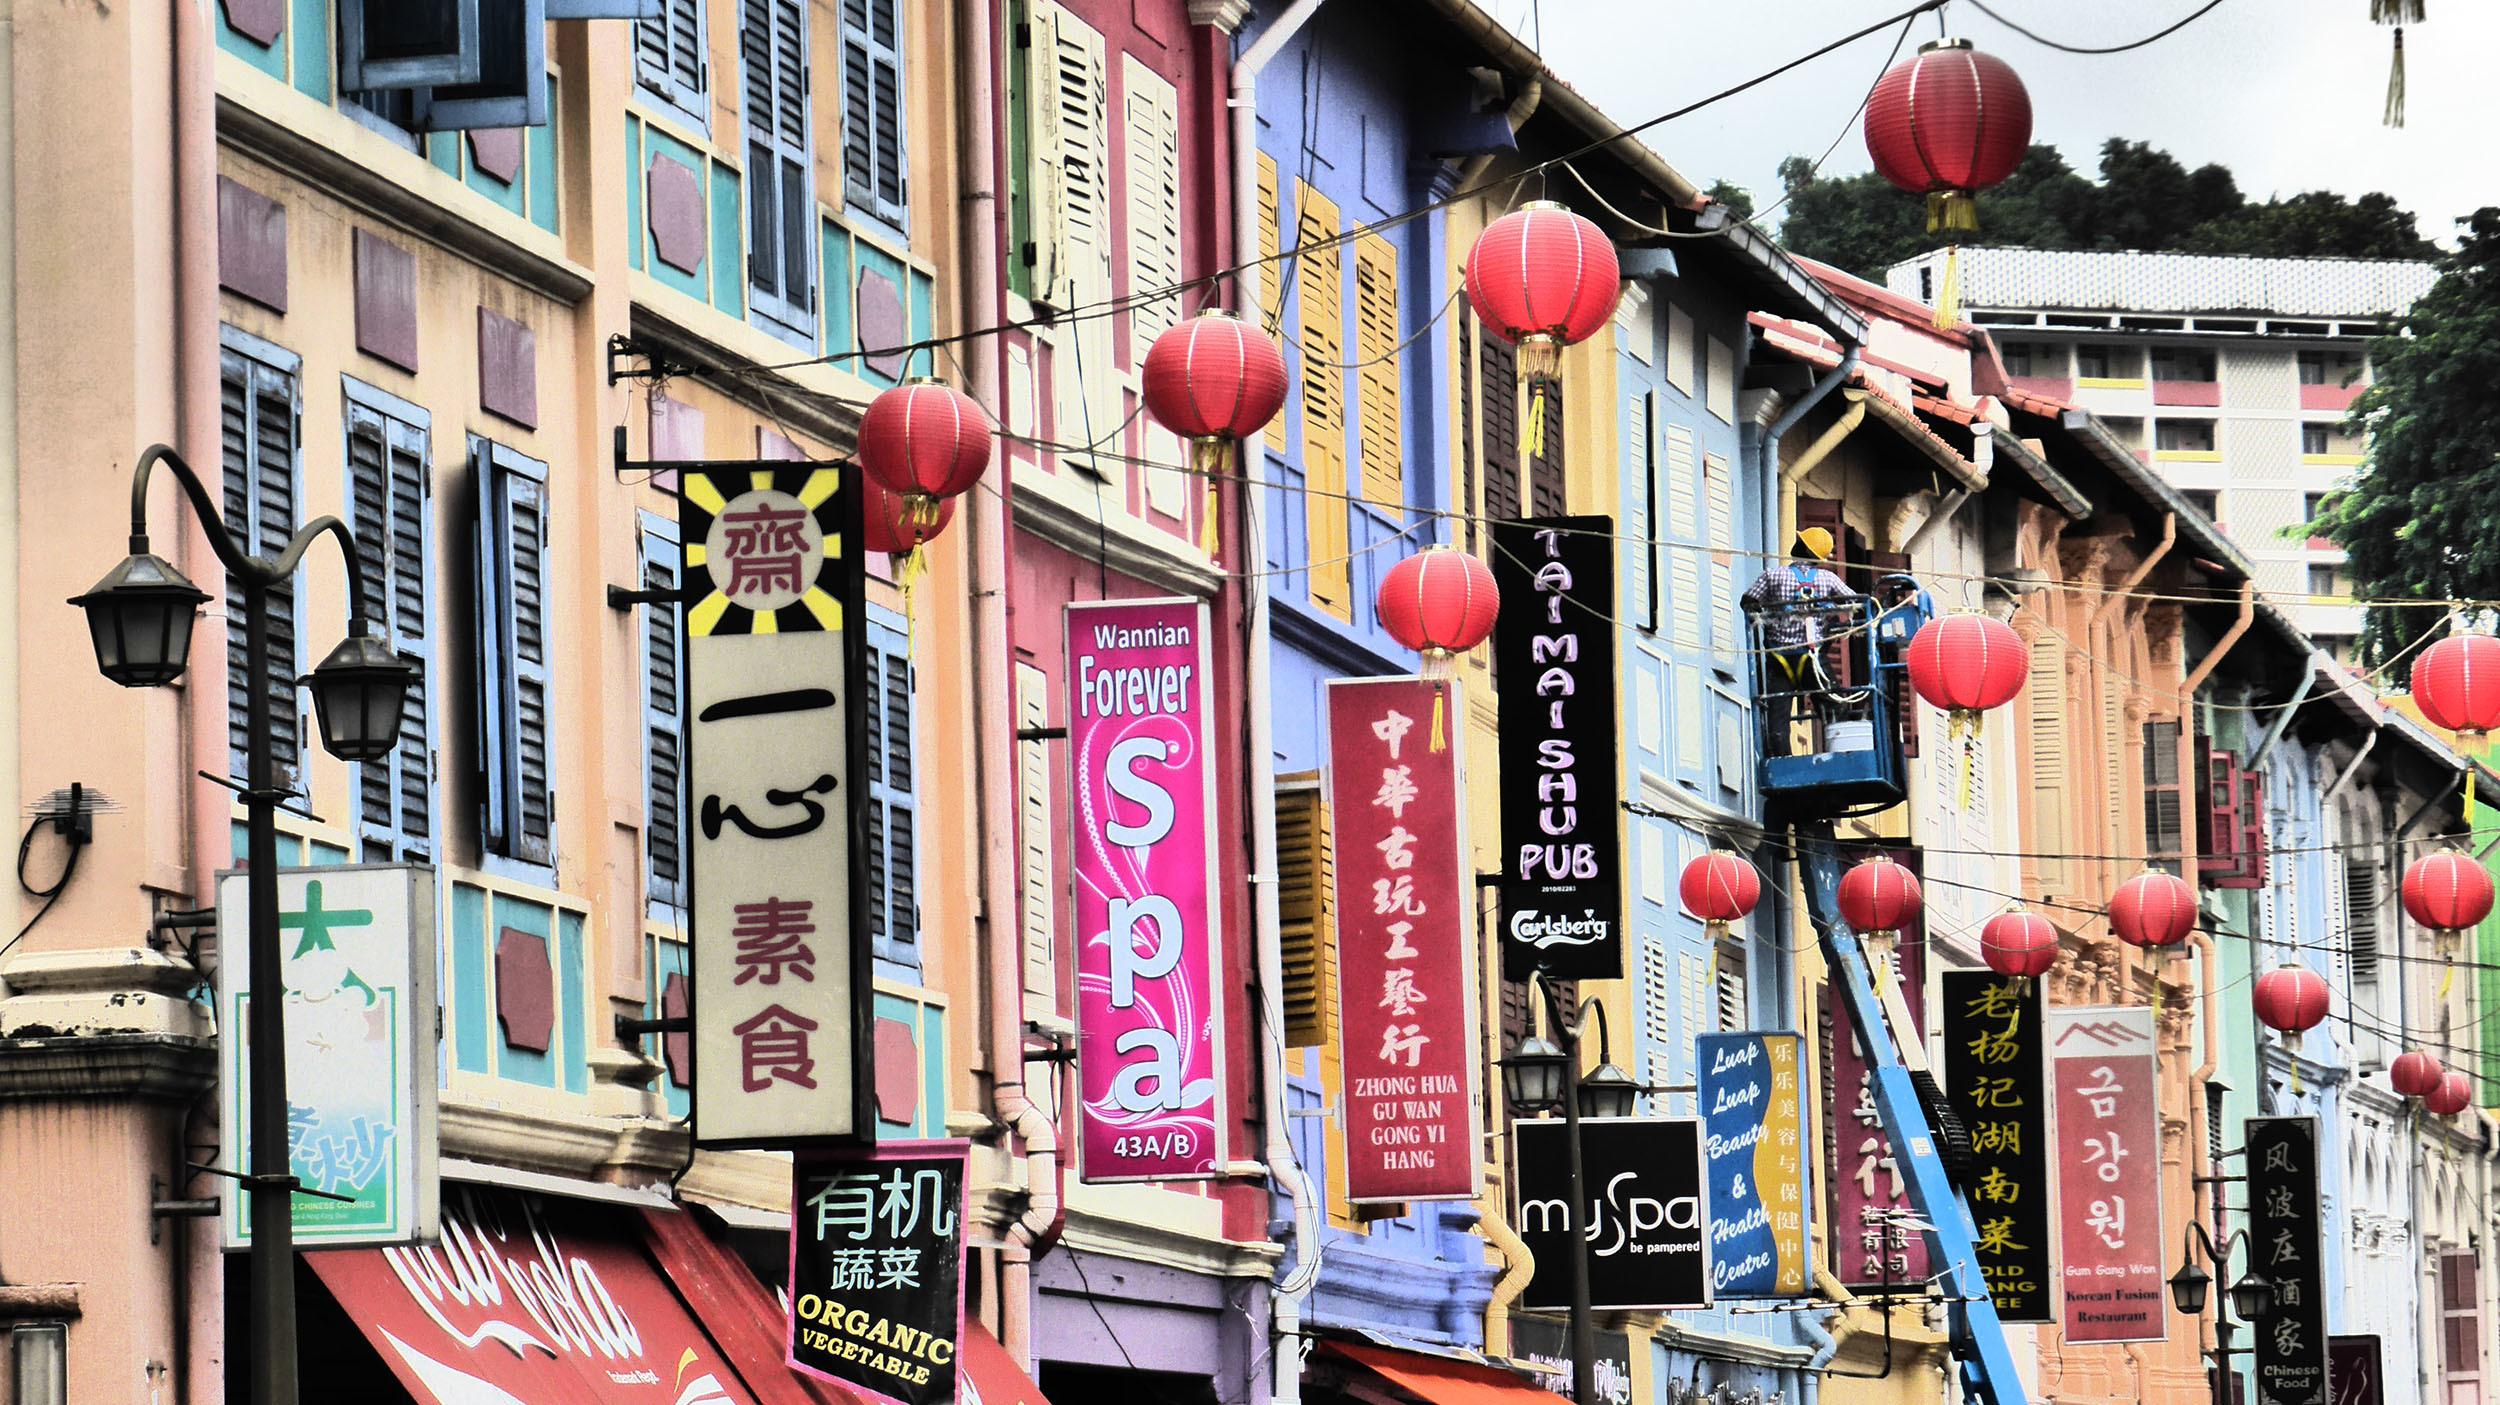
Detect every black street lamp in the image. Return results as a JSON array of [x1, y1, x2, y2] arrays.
[[2171, 1221, 2270, 1405], [72, 443, 411, 1405], [1499, 974, 1648, 1404]]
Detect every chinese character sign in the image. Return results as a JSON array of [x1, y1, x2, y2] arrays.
[[1491, 516, 1621, 981], [1696, 1032, 1811, 1297], [1068, 599, 1225, 1181], [2251, 1117, 2329, 1404], [685, 464, 870, 1147], [218, 865, 439, 1248], [789, 1140, 968, 1405], [1516, 1118, 1712, 1311], [1326, 677, 1481, 1202], [2329, 1336, 2382, 1405], [1827, 943, 1930, 1290], [2049, 1006, 2166, 1343], [1942, 972, 2054, 1323]]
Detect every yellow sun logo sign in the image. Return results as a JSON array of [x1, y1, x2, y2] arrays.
[[681, 465, 849, 637]]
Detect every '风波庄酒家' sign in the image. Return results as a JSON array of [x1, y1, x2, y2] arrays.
[[1326, 676, 1481, 1203], [1068, 599, 1226, 1182]]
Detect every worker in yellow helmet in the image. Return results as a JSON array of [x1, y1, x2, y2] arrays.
[[1743, 528, 1857, 754]]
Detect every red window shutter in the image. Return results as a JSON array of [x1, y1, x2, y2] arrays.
[[2200, 745, 2244, 878], [2237, 769, 2268, 889]]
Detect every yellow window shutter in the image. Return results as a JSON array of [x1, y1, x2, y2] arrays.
[[2025, 633, 2070, 895], [1258, 153, 1285, 451], [1296, 181, 1350, 618], [1354, 233, 1402, 507], [1275, 774, 1336, 1049]]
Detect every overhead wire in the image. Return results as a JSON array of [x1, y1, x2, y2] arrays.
[[1964, 0, 2235, 55]]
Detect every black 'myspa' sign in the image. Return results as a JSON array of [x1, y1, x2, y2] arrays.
[[1515, 1117, 1709, 1311], [1492, 515, 1621, 981]]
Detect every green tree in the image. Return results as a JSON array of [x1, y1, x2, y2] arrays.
[[2182, 191, 2438, 260], [1705, 178, 1756, 222], [2311, 209, 2500, 663]]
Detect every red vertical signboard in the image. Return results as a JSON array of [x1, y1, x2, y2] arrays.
[[2049, 1005, 2167, 1343], [1326, 677, 1482, 1202], [1828, 937, 1929, 1289]]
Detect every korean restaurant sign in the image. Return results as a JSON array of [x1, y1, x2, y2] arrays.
[[684, 463, 871, 1148], [1695, 1032, 1811, 1297], [1827, 940, 1929, 1290], [1067, 598, 1225, 1181], [218, 864, 438, 1248], [2250, 1116, 2329, 1404], [1491, 515, 1621, 981], [2049, 1005, 2166, 1343], [1326, 676, 1481, 1202], [1516, 1117, 1711, 1311], [1942, 972, 2055, 1322], [790, 1140, 969, 1405]]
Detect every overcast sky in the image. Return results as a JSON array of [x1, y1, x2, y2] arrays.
[[1513, 0, 2495, 249]]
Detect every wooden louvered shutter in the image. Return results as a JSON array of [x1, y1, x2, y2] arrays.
[[2346, 854, 2381, 987], [2024, 633, 2070, 895], [1481, 332, 1521, 522], [866, 618, 920, 969], [1528, 382, 1565, 517], [1715, 934, 1748, 1032], [1353, 233, 1401, 506], [1296, 181, 1350, 618], [346, 398, 434, 862], [634, 0, 706, 119], [1257, 153, 1286, 449], [1015, 662, 1058, 1009], [839, 0, 906, 228], [1275, 776, 1335, 1048], [1123, 58, 1182, 347], [1706, 453, 1738, 661], [1639, 934, 1673, 1107], [643, 526, 686, 907], [1457, 313, 1478, 550], [221, 345, 304, 790], [2141, 720, 2183, 873], [475, 441, 553, 866], [742, 0, 814, 335]]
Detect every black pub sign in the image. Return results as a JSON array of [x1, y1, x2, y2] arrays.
[[1492, 515, 1621, 981]]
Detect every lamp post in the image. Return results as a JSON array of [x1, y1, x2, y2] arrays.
[[1499, 972, 1643, 1404], [71, 443, 412, 1405], [2169, 1221, 2273, 1405]]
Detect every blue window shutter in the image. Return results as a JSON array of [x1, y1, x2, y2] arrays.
[[339, 0, 483, 91], [867, 613, 918, 971], [220, 338, 303, 790], [742, 0, 814, 336], [413, 0, 550, 131], [473, 439, 553, 866], [346, 397, 434, 862], [469, 439, 510, 855], [840, 0, 906, 228], [632, 0, 707, 123], [642, 522, 687, 908]]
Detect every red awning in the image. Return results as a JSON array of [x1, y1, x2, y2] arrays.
[[309, 1185, 856, 1405], [958, 1323, 1053, 1405], [1317, 1341, 1572, 1405]]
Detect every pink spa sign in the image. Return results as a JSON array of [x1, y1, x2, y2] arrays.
[[1068, 598, 1226, 1182]]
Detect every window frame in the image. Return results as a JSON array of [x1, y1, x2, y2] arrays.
[[742, 0, 818, 345], [341, 377, 438, 864]]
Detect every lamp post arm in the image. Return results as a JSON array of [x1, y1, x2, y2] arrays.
[[127, 442, 374, 635], [1579, 995, 1613, 1067]]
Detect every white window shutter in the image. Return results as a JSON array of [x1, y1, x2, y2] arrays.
[[1016, 662, 1059, 1008], [1122, 56, 1182, 346], [1640, 935, 1674, 1109]]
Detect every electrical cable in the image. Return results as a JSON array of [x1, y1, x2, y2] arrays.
[[1965, 0, 2234, 55], [0, 807, 87, 965]]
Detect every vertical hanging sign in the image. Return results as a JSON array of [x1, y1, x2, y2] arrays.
[[789, 1140, 969, 1405], [684, 463, 871, 1148], [1068, 598, 1225, 1181], [1326, 676, 1481, 1202], [1941, 972, 2054, 1322], [1491, 515, 1621, 981], [1695, 1032, 1811, 1297], [2048, 1005, 2166, 1342], [1828, 942, 1929, 1290], [2250, 1116, 2330, 1404]]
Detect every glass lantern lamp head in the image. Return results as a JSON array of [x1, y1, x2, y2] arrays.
[[69, 550, 209, 688], [304, 631, 416, 762], [2168, 1257, 2212, 1317], [1500, 1034, 1568, 1115], [2228, 1271, 2276, 1324], [1578, 1061, 1642, 1119]]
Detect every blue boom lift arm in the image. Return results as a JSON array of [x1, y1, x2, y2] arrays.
[[1796, 826, 2032, 1405]]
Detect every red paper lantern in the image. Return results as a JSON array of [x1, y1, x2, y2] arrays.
[[1377, 548, 1500, 657], [1904, 615, 2029, 717], [1141, 310, 1289, 446], [1980, 905, 2059, 979], [1863, 38, 2033, 232], [2391, 1050, 2446, 1098], [1463, 201, 1620, 383], [2109, 869, 2196, 950], [857, 379, 994, 525], [2253, 964, 2332, 1035], [1838, 856, 1923, 936], [2410, 632, 2500, 736], [1680, 851, 1762, 927], [2402, 850, 2496, 931], [861, 473, 956, 554], [2426, 1069, 2474, 1117]]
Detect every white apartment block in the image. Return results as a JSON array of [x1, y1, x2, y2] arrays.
[[1888, 247, 2438, 657]]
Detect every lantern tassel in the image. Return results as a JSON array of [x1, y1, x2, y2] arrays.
[[1956, 710, 1976, 809], [1429, 680, 1449, 754], [1523, 380, 1549, 462], [898, 543, 926, 662], [1196, 438, 1228, 557], [1925, 191, 1979, 235], [2440, 931, 2459, 1002], [1933, 246, 1963, 331], [2147, 949, 2160, 1024], [2467, 763, 2477, 829], [2287, 1031, 2304, 1096], [2385, 27, 2407, 127]]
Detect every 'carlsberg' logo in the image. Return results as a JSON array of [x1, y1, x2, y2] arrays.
[[1509, 908, 1609, 949]]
